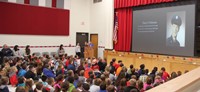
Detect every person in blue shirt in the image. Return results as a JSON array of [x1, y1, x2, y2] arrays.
[[43, 64, 55, 78], [18, 63, 27, 77]]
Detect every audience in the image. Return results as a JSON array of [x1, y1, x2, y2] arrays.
[[0, 44, 191, 92]]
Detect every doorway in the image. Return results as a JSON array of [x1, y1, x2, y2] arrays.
[[90, 34, 98, 58], [76, 32, 89, 58]]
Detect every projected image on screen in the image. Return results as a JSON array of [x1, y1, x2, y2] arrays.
[[132, 4, 195, 56], [166, 11, 185, 47]]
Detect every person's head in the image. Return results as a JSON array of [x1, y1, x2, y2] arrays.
[[3, 44, 8, 49], [129, 79, 137, 87], [100, 74, 106, 82], [35, 82, 43, 91], [171, 72, 177, 79], [55, 74, 64, 83], [171, 15, 182, 38], [25, 45, 31, 55], [46, 77, 54, 86], [146, 77, 152, 85], [74, 74, 79, 80], [112, 58, 116, 63], [100, 83, 106, 90], [68, 76, 74, 83], [106, 85, 116, 92], [14, 45, 19, 51], [94, 78, 101, 86], [15, 86, 26, 92], [29, 65, 35, 72], [61, 81, 70, 92], [177, 71, 182, 76], [140, 64, 145, 70], [137, 80, 143, 90], [105, 78, 111, 86], [59, 44, 64, 50], [120, 78, 127, 87], [21, 62, 27, 70], [25, 79, 33, 88], [18, 77, 25, 84], [77, 81, 82, 88], [118, 60, 122, 64], [82, 83, 90, 91], [26, 45, 30, 50], [130, 64, 134, 69], [161, 67, 166, 72], [41, 75, 47, 82], [0, 76, 9, 85], [68, 70, 74, 77], [80, 70, 84, 76], [77, 43, 80, 46]]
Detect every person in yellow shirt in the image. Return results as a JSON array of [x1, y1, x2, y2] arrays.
[[116, 63, 124, 77]]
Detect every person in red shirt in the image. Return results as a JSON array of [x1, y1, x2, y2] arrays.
[[84, 63, 92, 79], [161, 67, 170, 82]]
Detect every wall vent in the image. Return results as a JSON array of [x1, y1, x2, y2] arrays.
[[93, 0, 102, 4]]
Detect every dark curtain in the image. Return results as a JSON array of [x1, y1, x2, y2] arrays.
[[114, 8, 132, 51]]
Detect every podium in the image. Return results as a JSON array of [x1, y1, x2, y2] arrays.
[[84, 46, 94, 58]]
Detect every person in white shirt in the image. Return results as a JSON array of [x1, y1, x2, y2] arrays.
[[75, 43, 81, 57], [58, 44, 65, 56], [13, 45, 23, 58], [89, 78, 101, 92]]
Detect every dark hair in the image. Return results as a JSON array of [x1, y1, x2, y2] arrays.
[[29, 65, 34, 70], [161, 67, 165, 71], [41, 75, 47, 82], [21, 63, 27, 70], [61, 81, 69, 92], [25, 45, 30, 55], [118, 60, 122, 63], [130, 64, 134, 69], [68, 76, 74, 83], [171, 15, 182, 27], [35, 82, 43, 90], [14, 45, 19, 51], [83, 83, 90, 91], [140, 64, 145, 69], [112, 58, 116, 62], [59, 44, 64, 50], [18, 77, 25, 84], [100, 83, 106, 90], [146, 77, 152, 85]]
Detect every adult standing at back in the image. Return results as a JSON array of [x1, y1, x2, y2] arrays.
[[24, 45, 31, 57], [75, 43, 81, 57], [58, 44, 65, 57]]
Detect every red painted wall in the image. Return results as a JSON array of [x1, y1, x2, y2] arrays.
[[0, 2, 69, 36]]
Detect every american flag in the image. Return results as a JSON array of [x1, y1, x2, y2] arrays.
[[113, 12, 118, 44]]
